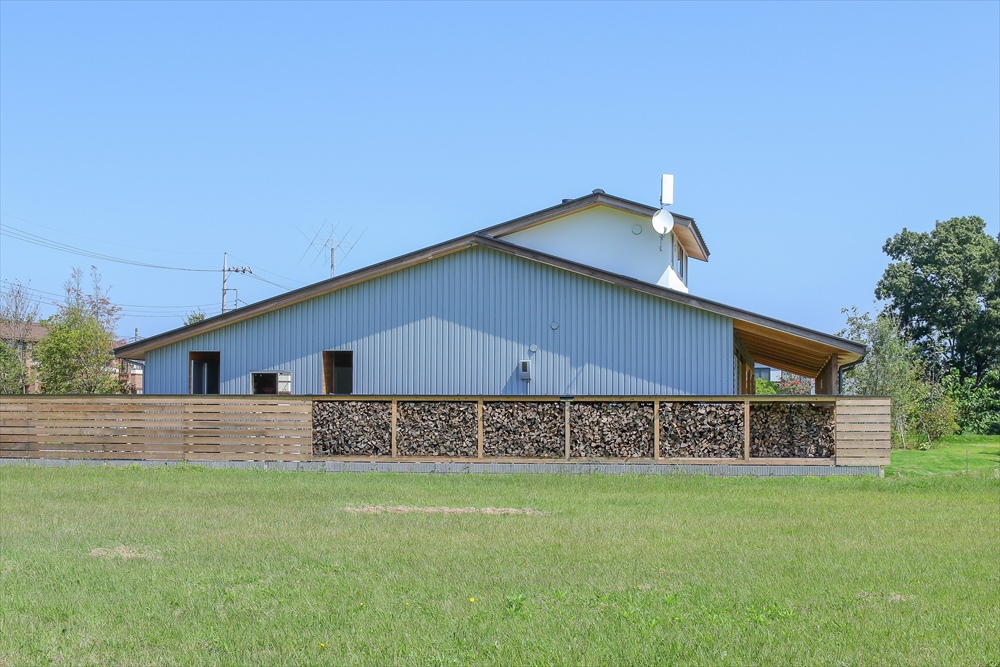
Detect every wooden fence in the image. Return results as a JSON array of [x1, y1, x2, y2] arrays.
[[0, 395, 891, 467], [0, 396, 312, 461]]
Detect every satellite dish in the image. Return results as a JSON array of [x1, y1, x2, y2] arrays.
[[652, 208, 674, 235]]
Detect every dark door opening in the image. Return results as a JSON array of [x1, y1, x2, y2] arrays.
[[190, 352, 220, 394], [323, 351, 353, 394]]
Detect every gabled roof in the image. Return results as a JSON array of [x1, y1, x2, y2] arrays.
[[115, 193, 863, 377], [0, 321, 48, 344], [481, 190, 710, 261]]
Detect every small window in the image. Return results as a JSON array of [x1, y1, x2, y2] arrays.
[[190, 351, 220, 394], [323, 351, 353, 394], [252, 371, 291, 395]]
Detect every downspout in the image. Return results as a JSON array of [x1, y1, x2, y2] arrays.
[[837, 350, 867, 395]]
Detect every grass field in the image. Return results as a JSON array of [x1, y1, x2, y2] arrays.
[[888, 434, 1000, 477], [1, 465, 998, 666]]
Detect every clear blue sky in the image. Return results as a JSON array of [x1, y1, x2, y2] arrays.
[[2, 1, 997, 342]]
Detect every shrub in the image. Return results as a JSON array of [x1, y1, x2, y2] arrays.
[[944, 369, 1000, 435]]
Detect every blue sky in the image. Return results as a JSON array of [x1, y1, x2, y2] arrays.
[[1, 1, 997, 342]]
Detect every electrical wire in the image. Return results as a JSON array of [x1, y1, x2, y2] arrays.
[[0, 211, 219, 255], [0, 223, 219, 272]]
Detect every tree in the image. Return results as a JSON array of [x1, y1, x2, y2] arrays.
[[840, 307, 932, 446], [33, 267, 126, 394], [876, 216, 1000, 384], [0, 280, 41, 394], [755, 377, 777, 395], [184, 309, 206, 326]]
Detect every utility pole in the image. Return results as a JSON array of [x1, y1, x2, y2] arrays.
[[221, 252, 252, 314]]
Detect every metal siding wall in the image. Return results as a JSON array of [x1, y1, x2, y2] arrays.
[[144, 246, 735, 395]]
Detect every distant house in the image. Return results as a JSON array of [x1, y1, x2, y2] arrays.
[[115, 189, 864, 396], [0, 321, 48, 393]]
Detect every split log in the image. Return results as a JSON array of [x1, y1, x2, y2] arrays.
[[750, 403, 835, 458], [660, 402, 743, 458], [482, 401, 564, 458], [396, 402, 478, 457], [312, 401, 391, 456], [570, 402, 653, 458]]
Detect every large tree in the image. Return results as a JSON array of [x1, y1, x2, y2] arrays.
[[840, 307, 927, 443], [876, 216, 999, 384], [33, 267, 126, 394]]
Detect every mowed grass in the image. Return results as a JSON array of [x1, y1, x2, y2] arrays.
[[1, 467, 998, 666], [888, 434, 1000, 477]]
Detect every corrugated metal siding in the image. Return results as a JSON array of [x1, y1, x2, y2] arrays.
[[145, 246, 734, 395]]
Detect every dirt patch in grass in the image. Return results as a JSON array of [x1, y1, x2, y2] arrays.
[[88, 546, 159, 560], [344, 505, 548, 516]]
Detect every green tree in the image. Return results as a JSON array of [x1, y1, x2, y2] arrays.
[[840, 307, 927, 446], [876, 216, 1000, 384], [184, 309, 206, 326], [0, 344, 24, 394], [755, 377, 777, 395], [0, 280, 41, 393], [33, 267, 126, 394]]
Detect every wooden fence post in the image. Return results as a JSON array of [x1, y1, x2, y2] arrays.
[[391, 399, 398, 459], [564, 401, 571, 461], [653, 400, 660, 460], [477, 399, 484, 460], [743, 398, 751, 461]]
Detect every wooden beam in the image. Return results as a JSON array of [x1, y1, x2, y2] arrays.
[[564, 402, 571, 460], [477, 399, 484, 460], [743, 399, 751, 461], [390, 399, 398, 458], [653, 400, 660, 460]]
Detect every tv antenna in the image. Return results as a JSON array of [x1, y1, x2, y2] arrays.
[[297, 223, 366, 278], [652, 174, 675, 251]]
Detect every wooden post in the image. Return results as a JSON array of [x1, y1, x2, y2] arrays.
[[743, 398, 751, 461], [390, 399, 398, 459], [564, 401, 571, 460], [477, 399, 484, 460], [653, 400, 660, 460]]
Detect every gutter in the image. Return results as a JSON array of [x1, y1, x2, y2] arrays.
[[837, 351, 868, 394]]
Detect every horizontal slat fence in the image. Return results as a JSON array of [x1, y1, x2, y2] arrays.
[[0, 395, 891, 467], [0, 396, 312, 461], [834, 397, 892, 467]]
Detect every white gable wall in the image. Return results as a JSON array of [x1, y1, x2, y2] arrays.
[[500, 206, 689, 292]]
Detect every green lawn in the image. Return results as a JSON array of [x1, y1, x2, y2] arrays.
[[1, 467, 998, 666], [888, 434, 1000, 477]]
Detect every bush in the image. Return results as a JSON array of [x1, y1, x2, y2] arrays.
[[913, 385, 960, 448], [755, 377, 777, 395], [944, 369, 1000, 435]]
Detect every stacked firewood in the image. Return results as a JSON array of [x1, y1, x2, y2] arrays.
[[660, 402, 743, 458], [570, 402, 653, 458], [397, 401, 478, 457], [482, 401, 564, 458], [750, 404, 835, 458], [312, 401, 391, 456]]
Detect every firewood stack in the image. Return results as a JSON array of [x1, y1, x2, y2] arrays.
[[660, 402, 743, 458], [750, 404, 835, 458], [570, 402, 654, 458], [312, 401, 391, 456], [396, 401, 478, 457], [482, 401, 564, 457]]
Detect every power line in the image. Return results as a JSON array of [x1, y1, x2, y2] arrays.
[[0, 211, 218, 255], [0, 223, 219, 272], [1, 280, 216, 309]]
